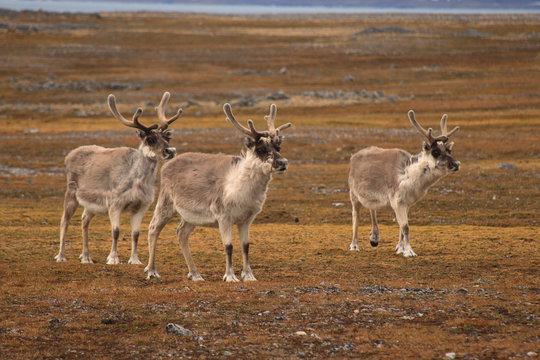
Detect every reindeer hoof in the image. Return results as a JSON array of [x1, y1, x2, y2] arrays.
[[241, 271, 257, 281], [145, 270, 161, 280], [54, 254, 66, 262], [223, 274, 240, 282], [79, 254, 94, 263], [128, 257, 143, 265], [106, 256, 120, 265], [370, 231, 379, 247], [402, 249, 417, 258], [188, 273, 204, 281], [349, 244, 359, 251]]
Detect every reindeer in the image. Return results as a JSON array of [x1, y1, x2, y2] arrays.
[[144, 103, 291, 281], [54, 92, 182, 264], [348, 110, 460, 257]]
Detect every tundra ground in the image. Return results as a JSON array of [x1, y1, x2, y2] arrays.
[[0, 9, 538, 359]]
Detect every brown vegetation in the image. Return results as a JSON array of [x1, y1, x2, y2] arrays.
[[0, 9, 538, 359]]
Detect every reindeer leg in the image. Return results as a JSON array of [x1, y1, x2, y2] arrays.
[[369, 209, 380, 247], [394, 204, 416, 257], [349, 193, 361, 251], [127, 209, 146, 265], [106, 207, 122, 265], [145, 192, 175, 279], [56, 184, 78, 262], [219, 220, 239, 282], [238, 221, 257, 281], [176, 220, 203, 281], [79, 209, 95, 263]]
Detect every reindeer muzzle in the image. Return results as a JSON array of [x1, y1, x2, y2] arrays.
[[274, 158, 289, 173], [164, 147, 176, 160], [448, 160, 460, 172]]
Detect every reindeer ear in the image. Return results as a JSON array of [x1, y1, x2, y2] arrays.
[[137, 130, 146, 139], [423, 141, 430, 151], [446, 142, 454, 151]]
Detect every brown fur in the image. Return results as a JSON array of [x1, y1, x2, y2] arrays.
[[144, 104, 291, 282], [55, 93, 181, 265]]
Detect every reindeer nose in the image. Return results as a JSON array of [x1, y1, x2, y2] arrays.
[[275, 158, 288, 172], [451, 160, 460, 171], [164, 147, 176, 160]]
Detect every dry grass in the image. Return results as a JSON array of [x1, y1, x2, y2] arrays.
[[0, 9, 539, 359]]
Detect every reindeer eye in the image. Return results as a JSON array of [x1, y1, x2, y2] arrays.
[[256, 147, 266, 156], [146, 136, 157, 145], [431, 149, 441, 158]]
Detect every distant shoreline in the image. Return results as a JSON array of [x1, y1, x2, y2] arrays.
[[1, 0, 539, 14]]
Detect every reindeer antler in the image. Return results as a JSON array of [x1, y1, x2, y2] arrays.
[[108, 94, 158, 133], [223, 103, 269, 139], [439, 113, 460, 139], [264, 104, 291, 136], [155, 91, 183, 130], [224, 103, 292, 139], [408, 110, 450, 144]]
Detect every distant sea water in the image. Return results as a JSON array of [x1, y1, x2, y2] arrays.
[[0, 0, 538, 14]]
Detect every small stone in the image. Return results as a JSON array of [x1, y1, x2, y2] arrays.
[[498, 162, 518, 170], [353, 309, 360, 314], [165, 323, 193, 336], [295, 331, 307, 336], [445, 352, 456, 359], [24, 128, 41, 134], [527, 352, 538, 357], [223, 351, 233, 356]]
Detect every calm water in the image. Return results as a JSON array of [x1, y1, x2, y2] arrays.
[[0, 0, 538, 14]]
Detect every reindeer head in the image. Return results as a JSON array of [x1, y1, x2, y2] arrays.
[[108, 92, 182, 161], [408, 110, 460, 173], [223, 103, 291, 174]]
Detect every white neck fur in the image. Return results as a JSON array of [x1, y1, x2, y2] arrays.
[[223, 151, 273, 204]]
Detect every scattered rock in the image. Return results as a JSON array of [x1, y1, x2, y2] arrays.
[[472, 278, 492, 284], [279, 67, 287, 74], [462, 29, 493, 37], [24, 128, 41, 134], [265, 90, 289, 101], [295, 330, 307, 336], [498, 162, 518, 170], [342, 75, 355, 82], [527, 351, 538, 357], [330, 343, 356, 352], [165, 323, 193, 336], [350, 26, 413, 40], [223, 351, 233, 356], [445, 352, 456, 359], [14, 78, 143, 92], [101, 318, 116, 325]]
